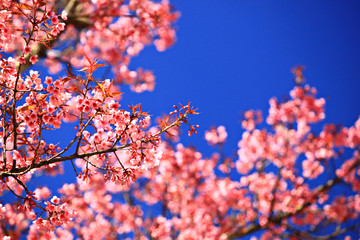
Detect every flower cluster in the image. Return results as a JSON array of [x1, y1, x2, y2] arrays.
[[0, 0, 359, 239], [0, 1, 197, 238], [205, 125, 227, 146], [46, 92, 360, 239]]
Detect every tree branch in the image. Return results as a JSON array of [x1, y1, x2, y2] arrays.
[[227, 158, 360, 239]]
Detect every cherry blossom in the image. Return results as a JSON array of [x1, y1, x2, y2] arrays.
[[205, 125, 228, 146], [0, 1, 359, 239], [0, 1, 198, 238]]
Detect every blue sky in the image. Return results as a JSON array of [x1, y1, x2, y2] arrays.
[[128, 0, 360, 156]]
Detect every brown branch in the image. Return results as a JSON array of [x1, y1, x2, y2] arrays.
[[268, 167, 283, 220], [15, 1, 138, 75], [0, 119, 181, 177], [11, 12, 37, 171], [282, 222, 359, 240], [11, 176, 47, 211], [227, 158, 360, 239]]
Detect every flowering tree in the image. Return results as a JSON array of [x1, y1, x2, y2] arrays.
[[1, 0, 360, 239], [0, 0, 198, 238]]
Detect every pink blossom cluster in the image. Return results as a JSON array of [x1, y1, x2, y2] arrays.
[[0, 1, 199, 237], [0, 0, 360, 239], [1, 84, 359, 239], [2, 0, 178, 92], [0, 0, 67, 66], [0, 8, 14, 52], [242, 110, 262, 131], [33, 198, 75, 232], [267, 85, 325, 136], [35, 100, 358, 239], [42, 0, 178, 92], [204, 125, 228, 146]]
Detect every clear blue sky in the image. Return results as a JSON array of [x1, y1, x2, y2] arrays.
[[127, 0, 360, 156]]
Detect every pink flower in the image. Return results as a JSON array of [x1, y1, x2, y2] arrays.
[[29, 212, 36, 220], [29, 55, 38, 65], [17, 56, 26, 64], [205, 126, 227, 146], [51, 15, 59, 25], [51, 196, 60, 204], [61, 10, 68, 20], [23, 46, 31, 54], [57, 22, 65, 31], [44, 76, 52, 85]]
